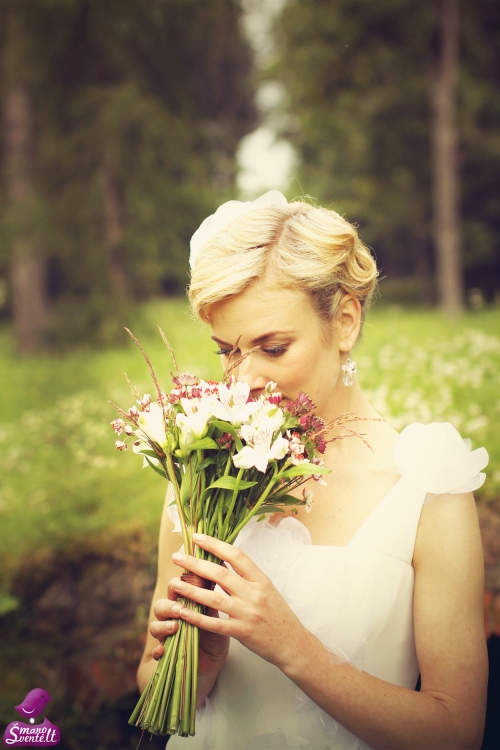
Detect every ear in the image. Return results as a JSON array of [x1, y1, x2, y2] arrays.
[[337, 295, 362, 352]]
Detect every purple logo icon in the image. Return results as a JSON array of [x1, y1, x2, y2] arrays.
[[3, 689, 60, 747]]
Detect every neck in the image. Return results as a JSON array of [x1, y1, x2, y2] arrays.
[[321, 378, 378, 426]]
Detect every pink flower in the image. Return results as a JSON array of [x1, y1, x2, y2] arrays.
[[286, 430, 308, 465], [137, 394, 151, 411], [172, 372, 199, 387], [311, 457, 327, 486], [110, 419, 125, 435], [284, 391, 315, 417], [303, 487, 314, 513], [268, 392, 282, 406], [115, 440, 128, 451], [128, 406, 139, 418], [124, 425, 134, 436], [217, 433, 234, 450]]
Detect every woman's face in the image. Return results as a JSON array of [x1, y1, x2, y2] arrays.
[[208, 282, 360, 420]]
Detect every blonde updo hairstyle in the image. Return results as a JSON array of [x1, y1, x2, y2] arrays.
[[188, 200, 378, 343]]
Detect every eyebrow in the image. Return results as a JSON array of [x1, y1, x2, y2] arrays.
[[211, 331, 296, 347]]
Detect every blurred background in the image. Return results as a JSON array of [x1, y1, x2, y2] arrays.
[[0, 1, 499, 748]]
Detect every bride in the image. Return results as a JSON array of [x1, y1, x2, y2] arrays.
[[136, 191, 489, 749]]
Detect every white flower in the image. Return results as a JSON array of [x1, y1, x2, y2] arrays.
[[115, 440, 127, 451], [211, 381, 260, 426], [176, 397, 212, 440], [137, 402, 168, 448], [190, 190, 288, 268], [394, 422, 489, 494], [233, 418, 289, 472], [250, 400, 285, 432]]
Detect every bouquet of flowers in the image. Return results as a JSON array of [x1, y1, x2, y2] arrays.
[[111, 329, 370, 738]]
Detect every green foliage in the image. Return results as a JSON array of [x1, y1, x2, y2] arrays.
[[0, 0, 257, 344], [273, 0, 500, 282]]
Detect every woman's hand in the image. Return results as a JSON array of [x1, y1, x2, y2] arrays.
[[149, 580, 230, 674], [169, 533, 310, 672]]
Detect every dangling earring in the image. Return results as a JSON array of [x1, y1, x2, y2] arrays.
[[342, 356, 357, 386]]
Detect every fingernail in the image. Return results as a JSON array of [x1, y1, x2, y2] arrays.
[[193, 533, 206, 542], [171, 604, 181, 615], [173, 579, 184, 591], [166, 620, 175, 629], [172, 552, 186, 563]]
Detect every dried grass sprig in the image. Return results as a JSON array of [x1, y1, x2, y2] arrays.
[[124, 373, 141, 400], [158, 326, 179, 374], [124, 328, 163, 403]]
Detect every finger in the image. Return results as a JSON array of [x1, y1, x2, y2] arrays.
[[150, 618, 179, 641], [193, 534, 265, 581], [171, 552, 242, 595], [152, 644, 164, 661], [176, 603, 238, 637], [167, 578, 183, 601], [153, 597, 181, 620], [170, 577, 235, 616]]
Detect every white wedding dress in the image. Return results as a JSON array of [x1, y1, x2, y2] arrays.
[[167, 422, 488, 750]]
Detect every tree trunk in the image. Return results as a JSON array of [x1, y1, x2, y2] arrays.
[[3, 13, 48, 354], [432, 0, 465, 316], [101, 155, 128, 312], [414, 225, 434, 306]]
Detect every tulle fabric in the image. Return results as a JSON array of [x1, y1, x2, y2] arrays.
[[166, 422, 488, 750]]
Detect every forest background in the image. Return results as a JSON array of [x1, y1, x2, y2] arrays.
[[0, 1, 499, 749]]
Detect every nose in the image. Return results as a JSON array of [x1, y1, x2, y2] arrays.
[[234, 353, 267, 395]]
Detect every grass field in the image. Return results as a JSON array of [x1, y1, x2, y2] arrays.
[[0, 299, 499, 613]]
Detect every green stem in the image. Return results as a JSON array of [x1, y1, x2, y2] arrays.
[[166, 453, 191, 556], [221, 467, 244, 537], [190, 622, 199, 735], [167, 620, 187, 733], [226, 476, 278, 544]]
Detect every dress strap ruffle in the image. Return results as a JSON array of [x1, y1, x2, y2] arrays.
[[393, 421, 488, 495], [349, 422, 489, 563]]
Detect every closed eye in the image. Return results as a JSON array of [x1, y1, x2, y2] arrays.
[[262, 346, 288, 357], [214, 346, 288, 358]]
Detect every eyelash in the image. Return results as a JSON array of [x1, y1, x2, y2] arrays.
[[214, 346, 288, 358]]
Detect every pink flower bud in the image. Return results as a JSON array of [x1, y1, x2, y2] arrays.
[[267, 392, 282, 405], [128, 406, 139, 418], [115, 440, 128, 451], [124, 425, 134, 436]]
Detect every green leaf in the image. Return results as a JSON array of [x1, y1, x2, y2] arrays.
[[280, 464, 331, 479], [195, 457, 216, 472], [270, 494, 305, 505], [144, 456, 167, 478], [140, 449, 162, 458], [188, 437, 220, 451], [207, 476, 257, 491], [253, 505, 284, 515]]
